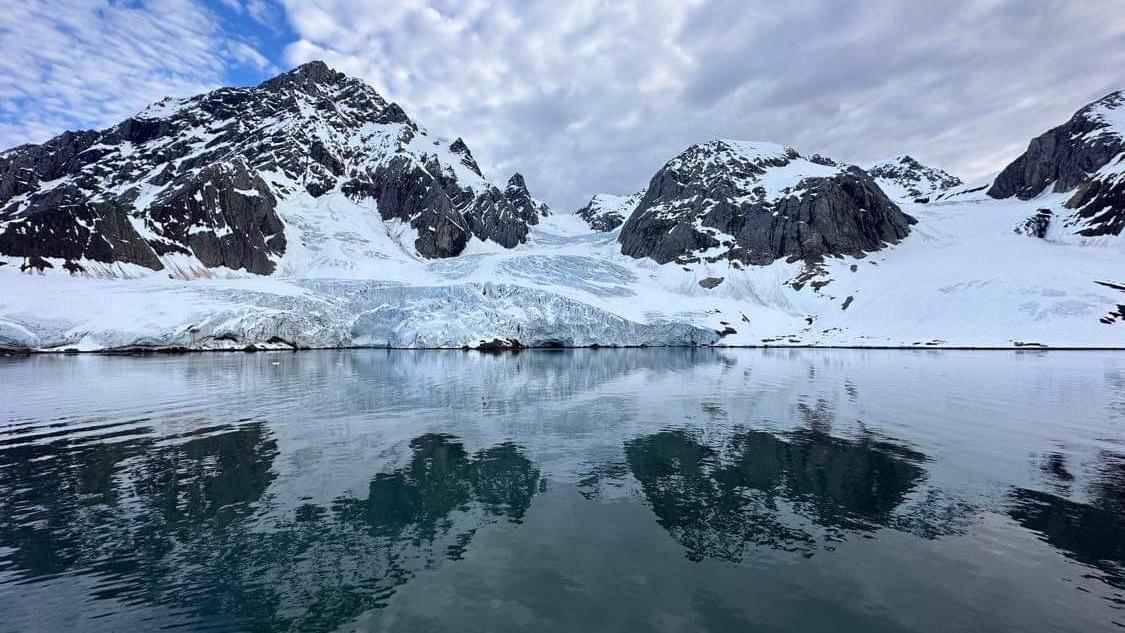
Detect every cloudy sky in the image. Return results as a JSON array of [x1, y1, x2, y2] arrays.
[[2, 1, 1123, 209]]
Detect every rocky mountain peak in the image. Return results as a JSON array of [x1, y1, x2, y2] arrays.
[[867, 155, 962, 202], [0, 62, 544, 275], [619, 141, 914, 265], [989, 89, 1125, 236], [989, 91, 1124, 199], [259, 60, 349, 94], [668, 140, 801, 181], [506, 173, 528, 191], [576, 192, 644, 232], [502, 172, 550, 225], [449, 138, 482, 176]]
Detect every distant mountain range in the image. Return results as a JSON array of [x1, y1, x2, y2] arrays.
[[0, 62, 1120, 351]]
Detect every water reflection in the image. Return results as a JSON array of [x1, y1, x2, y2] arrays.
[[1010, 450, 1125, 592], [0, 422, 278, 581], [0, 349, 1122, 632], [618, 428, 936, 561], [254, 434, 541, 631], [0, 427, 540, 632]]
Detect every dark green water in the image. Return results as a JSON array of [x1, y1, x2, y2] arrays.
[[0, 349, 1122, 632]]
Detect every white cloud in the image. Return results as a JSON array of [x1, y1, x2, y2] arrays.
[[220, 0, 285, 31], [230, 41, 272, 70], [5, 1, 1123, 210], [279, 0, 1125, 210], [0, 0, 269, 148], [278, 0, 703, 209]]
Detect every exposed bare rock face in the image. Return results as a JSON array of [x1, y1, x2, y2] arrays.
[[147, 161, 285, 273], [503, 173, 551, 225], [464, 172, 552, 248], [867, 155, 962, 203], [0, 61, 540, 273], [989, 90, 1125, 237], [618, 141, 915, 266]]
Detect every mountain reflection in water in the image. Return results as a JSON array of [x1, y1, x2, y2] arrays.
[[0, 426, 540, 632], [1009, 449, 1125, 591], [614, 428, 969, 562], [0, 349, 1122, 633]]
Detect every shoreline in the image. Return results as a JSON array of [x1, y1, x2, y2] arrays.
[[3, 343, 1124, 356]]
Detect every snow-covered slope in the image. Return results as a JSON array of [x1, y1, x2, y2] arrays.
[[0, 62, 548, 278], [867, 155, 962, 203], [989, 90, 1125, 238]]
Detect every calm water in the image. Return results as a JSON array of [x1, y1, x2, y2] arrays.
[[0, 349, 1123, 632]]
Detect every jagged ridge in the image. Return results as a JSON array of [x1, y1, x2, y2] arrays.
[[0, 61, 549, 274], [867, 155, 962, 202]]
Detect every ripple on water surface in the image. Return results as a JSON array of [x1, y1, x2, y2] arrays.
[[0, 349, 1122, 632]]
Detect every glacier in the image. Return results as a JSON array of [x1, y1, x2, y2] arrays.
[[1, 191, 1122, 352]]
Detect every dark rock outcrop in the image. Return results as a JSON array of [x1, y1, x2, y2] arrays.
[[475, 337, 523, 352], [503, 173, 551, 226], [146, 161, 285, 274], [989, 92, 1123, 199], [575, 192, 641, 232], [989, 90, 1125, 236], [1, 184, 145, 267], [0, 61, 539, 272], [449, 138, 483, 177], [445, 171, 555, 251], [577, 209, 623, 232], [344, 153, 478, 258], [1062, 170, 1125, 237], [619, 141, 914, 266], [464, 188, 528, 249], [1016, 209, 1053, 239]]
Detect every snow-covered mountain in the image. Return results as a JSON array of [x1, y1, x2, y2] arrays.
[[0, 65, 1120, 351], [867, 155, 962, 203], [575, 191, 644, 232], [0, 61, 548, 277], [617, 140, 914, 265], [989, 90, 1125, 238]]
